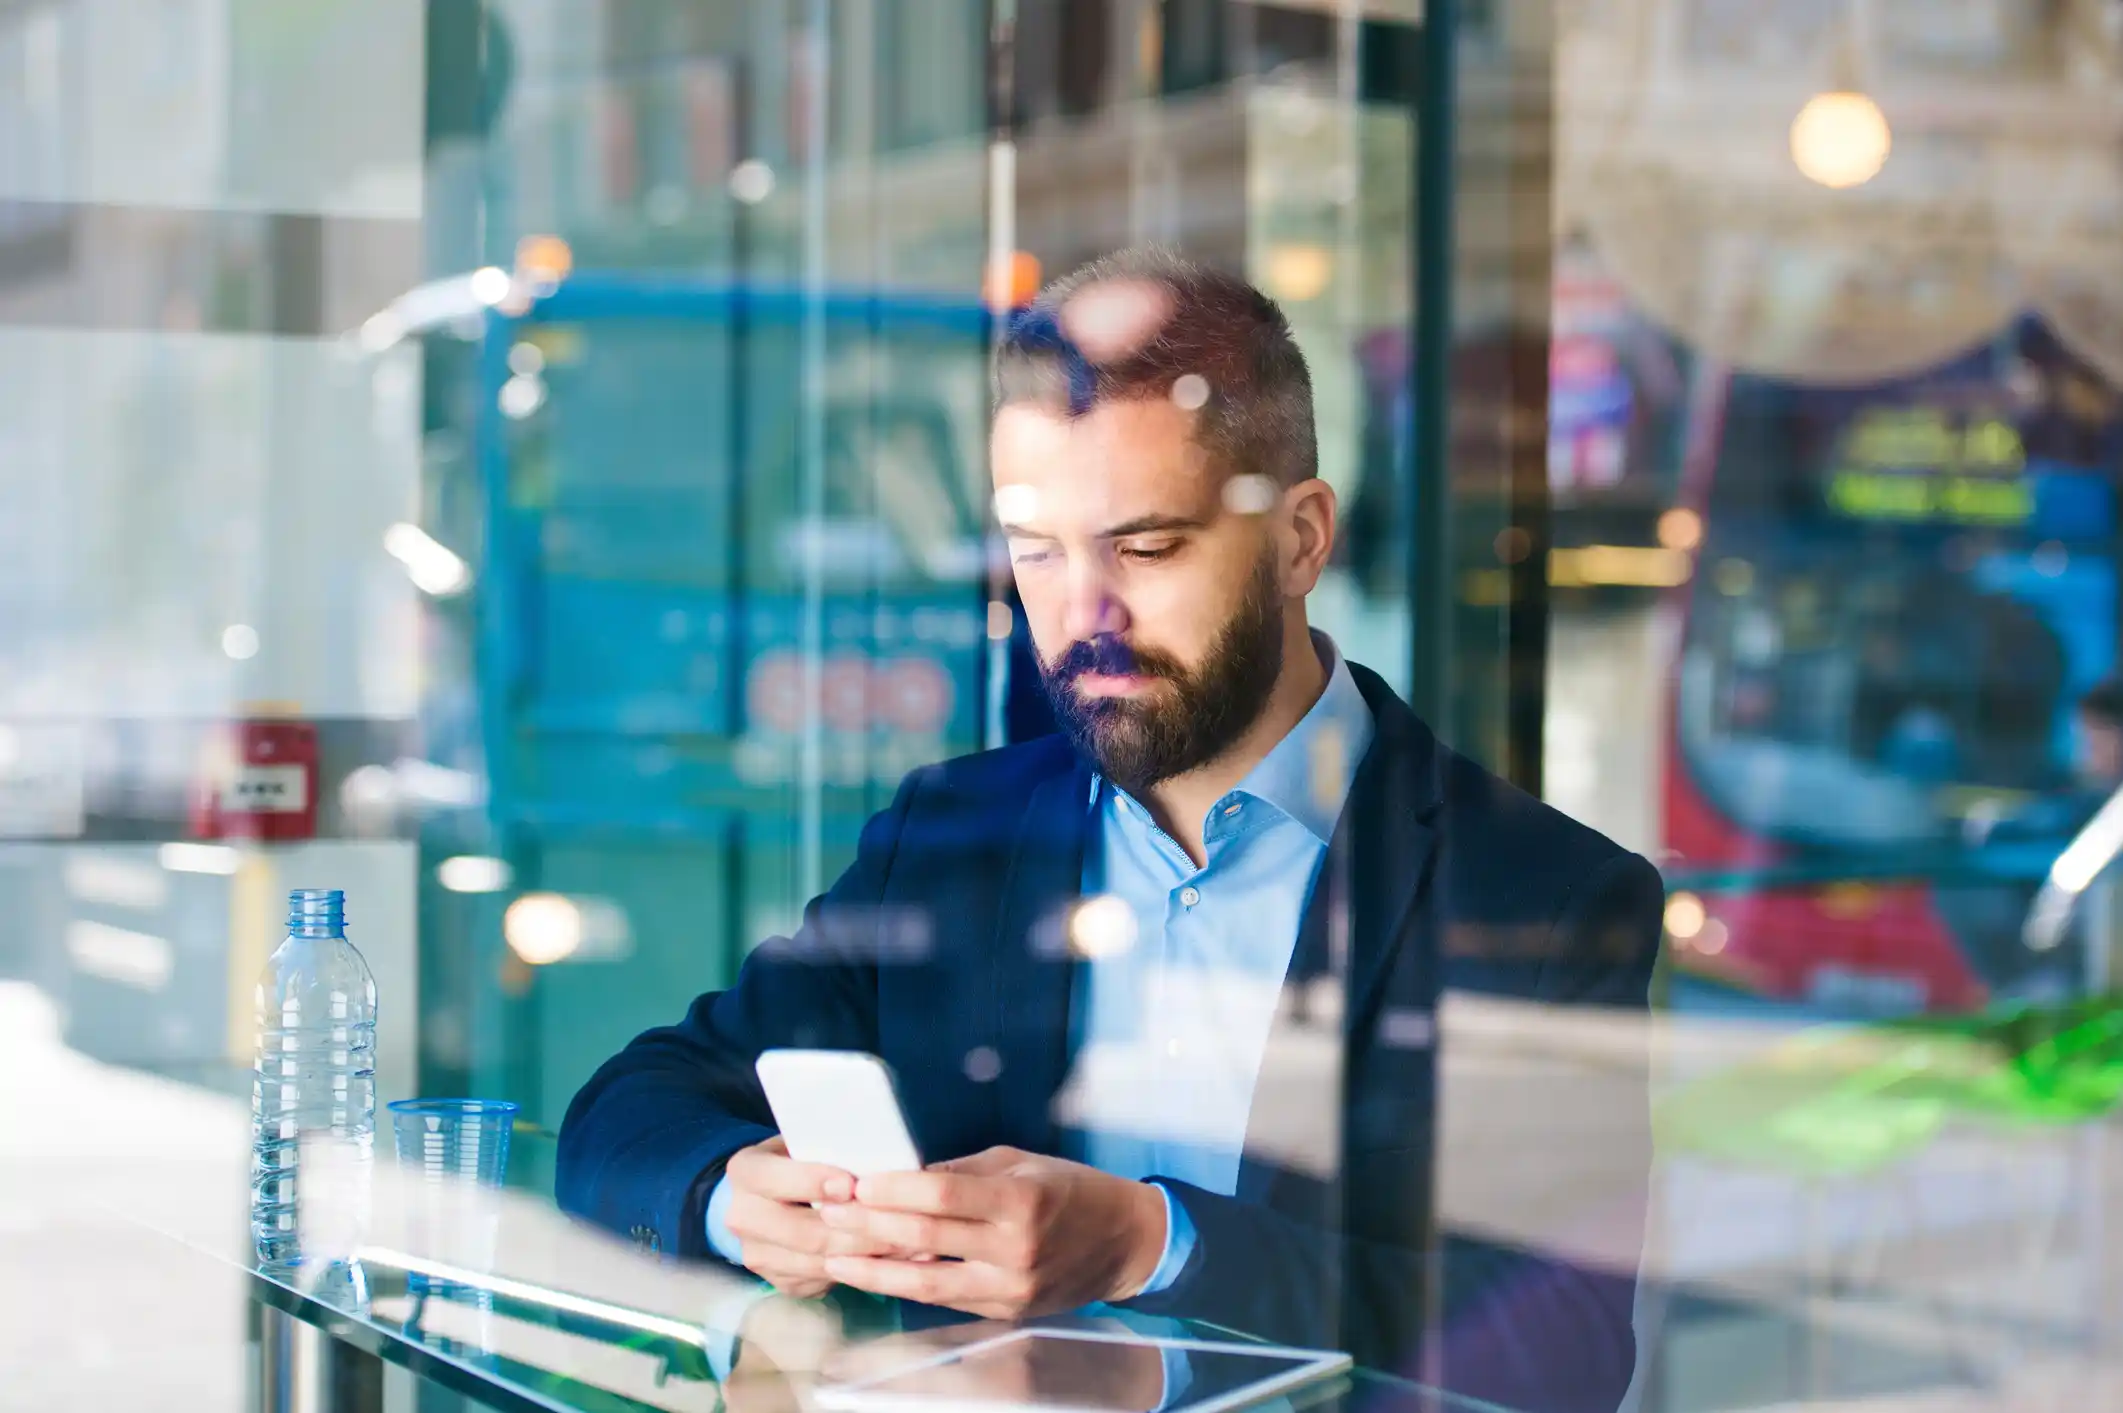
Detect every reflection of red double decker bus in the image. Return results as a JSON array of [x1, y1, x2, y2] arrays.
[[1663, 319, 2123, 1014]]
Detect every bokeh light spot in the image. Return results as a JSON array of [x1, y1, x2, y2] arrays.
[[1714, 559, 1755, 597], [1657, 508, 1703, 552], [963, 1046, 1003, 1083], [1262, 244, 1334, 302], [499, 374, 547, 420], [1060, 279, 1171, 362], [1222, 473, 1278, 516], [469, 266, 512, 306], [1664, 891, 1706, 941], [993, 483, 1042, 528], [729, 160, 776, 205], [506, 893, 583, 966], [1790, 91, 1890, 190], [1068, 894, 1138, 960], [438, 856, 513, 894]]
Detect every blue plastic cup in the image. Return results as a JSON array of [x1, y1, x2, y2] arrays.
[[386, 1098, 518, 1323], [388, 1098, 518, 1187]]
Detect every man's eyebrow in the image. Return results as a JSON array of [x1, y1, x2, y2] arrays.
[[1097, 513, 1210, 538]]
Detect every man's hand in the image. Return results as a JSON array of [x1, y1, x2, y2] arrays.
[[723, 1136, 906, 1299], [815, 1146, 1169, 1319], [723, 1295, 847, 1413]]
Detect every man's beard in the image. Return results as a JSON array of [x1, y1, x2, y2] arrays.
[[1039, 556, 1286, 797]]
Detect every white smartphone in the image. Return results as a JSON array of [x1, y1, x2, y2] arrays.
[[755, 1049, 924, 1176]]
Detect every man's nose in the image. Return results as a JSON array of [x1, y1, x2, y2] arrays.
[[1061, 560, 1128, 643]]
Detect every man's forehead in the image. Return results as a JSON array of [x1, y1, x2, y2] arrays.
[[991, 400, 1213, 525]]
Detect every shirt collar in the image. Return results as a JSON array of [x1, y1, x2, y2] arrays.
[[1086, 630, 1375, 845], [1231, 631, 1374, 844]]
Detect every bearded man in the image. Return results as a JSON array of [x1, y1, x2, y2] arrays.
[[559, 249, 1663, 1413]]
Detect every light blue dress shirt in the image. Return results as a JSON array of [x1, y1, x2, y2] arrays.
[[1074, 633, 1373, 1292], [707, 635, 1372, 1302]]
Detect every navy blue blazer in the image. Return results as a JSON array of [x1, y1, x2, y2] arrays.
[[558, 664, 1663, 1412]]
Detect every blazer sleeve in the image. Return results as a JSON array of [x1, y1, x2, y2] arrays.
[[555, 770, 923, 1259], [1124, 850, 1664, 1413]]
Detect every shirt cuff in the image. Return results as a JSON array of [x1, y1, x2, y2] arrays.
[[1138, 1181, 1198, 1296], [704, 1175, 746, 1266]]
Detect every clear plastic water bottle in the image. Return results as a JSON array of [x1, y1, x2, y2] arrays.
[[250, 888, 377, 1274]]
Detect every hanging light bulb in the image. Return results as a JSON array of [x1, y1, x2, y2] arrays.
[[1790, 90, 1892, 189]]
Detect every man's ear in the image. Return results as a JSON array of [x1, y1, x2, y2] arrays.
[[1279, 477, 1337, 595]]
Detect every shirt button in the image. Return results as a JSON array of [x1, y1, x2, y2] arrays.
[[1165, 1038, 1183, 1058], [1179, 886, 1201, 908]]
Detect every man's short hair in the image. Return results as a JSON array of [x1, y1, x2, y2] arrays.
[[994, 247, 1318, 487], [2082, 678, 2123, 729]]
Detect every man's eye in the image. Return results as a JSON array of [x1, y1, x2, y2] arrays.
[[1117, 542, 1180, 563], [1012, 548, 1057, 566]]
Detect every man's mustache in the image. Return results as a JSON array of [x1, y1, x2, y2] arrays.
[[1050, 635, 1182, 685]]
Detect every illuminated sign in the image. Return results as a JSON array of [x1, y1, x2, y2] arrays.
[[1824, 406, 2031, 526], [1826, 471, 2033, 525], [1840, 408, 2024, 473]]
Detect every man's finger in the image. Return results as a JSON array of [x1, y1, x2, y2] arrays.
[[760, 1274, 834, 1301], [728, 1192, 835, 1256], [824, 1255, 1023, 1310], [853, 1168, 999, 1218], [730, 1194, 903, 1259], [728, 1144, 856, 1204], [740, 1245, 832, 1294], [817, 1202, 1019, 1266]]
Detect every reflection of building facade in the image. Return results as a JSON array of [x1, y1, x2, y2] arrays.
[[0, 0, 423, 726], [457, 2, 1455, 1115], [1560, 0, 2123, 385], [0, 0, 428, 1096]]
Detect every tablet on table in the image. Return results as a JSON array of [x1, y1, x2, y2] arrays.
[[813, 1326, 1353, 1413]]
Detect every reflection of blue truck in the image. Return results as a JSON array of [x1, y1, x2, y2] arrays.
[[411, 272, 998, 1117]]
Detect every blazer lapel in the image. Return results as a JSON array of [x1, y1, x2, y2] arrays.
[[990, 758, 1094, 1153], [1341, 665, 1442, 1033], [1236, 665, 1442, 1205]]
